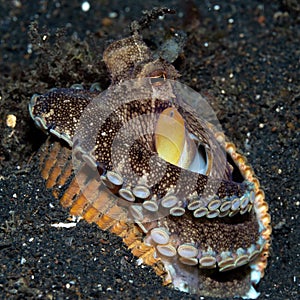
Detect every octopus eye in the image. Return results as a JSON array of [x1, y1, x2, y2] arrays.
[[149, 69, 167, 85], [149, 69, 167, 78], [155, 107, 209, 175]]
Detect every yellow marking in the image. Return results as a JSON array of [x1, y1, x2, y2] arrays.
[[155, 107, 186, 165]]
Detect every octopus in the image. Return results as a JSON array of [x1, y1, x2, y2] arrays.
[[28, 8, 271, 299]]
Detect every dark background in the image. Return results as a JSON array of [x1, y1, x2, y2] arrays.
[[0, 1, 299, 299]]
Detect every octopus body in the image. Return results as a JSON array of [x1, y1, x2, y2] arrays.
[[29, 10, 271, 299]]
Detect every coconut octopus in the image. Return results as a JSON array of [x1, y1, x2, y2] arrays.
[[29, 8, 271, 299]]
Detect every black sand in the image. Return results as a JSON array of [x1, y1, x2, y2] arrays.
[[0, 1, 299, 299]]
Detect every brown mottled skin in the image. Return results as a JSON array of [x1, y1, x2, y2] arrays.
[[166, 213, 259, 251], [32, 89, 99, 137]]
